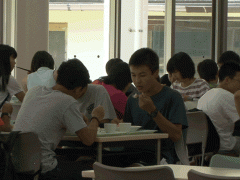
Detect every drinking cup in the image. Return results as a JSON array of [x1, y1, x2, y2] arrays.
[[119, 123, 131, 132], [104, 123, 117, 133]]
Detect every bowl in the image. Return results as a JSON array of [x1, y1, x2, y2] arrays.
[[130, 126, 142, 132]]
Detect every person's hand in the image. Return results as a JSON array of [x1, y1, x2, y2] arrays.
[[2, 103, 13, 114], [183, 95, 192, 102], [139, 93, 156, 114], [91, 105, 105, 123], [111, 118, 123, 125]]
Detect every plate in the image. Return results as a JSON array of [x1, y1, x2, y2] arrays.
[[97, 131, 126, 137], [127, 130, 158, 135]]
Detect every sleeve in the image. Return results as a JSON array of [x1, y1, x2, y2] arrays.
[[123, 97, 133, 123], [222, 93, 240, 123], [7, 76, 23, 96], [63, 103, 87, 133], [198, 80, 210, 98], [95, 86, 117, 120], [168, 91, 188, 129]]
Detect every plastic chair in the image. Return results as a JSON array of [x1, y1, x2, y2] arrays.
[[210, 154, 240, 169], [188, 169, 240, 180], [0, 132, 41, 179], [93, 162, 176, 180], [186, 111, 209, 166]]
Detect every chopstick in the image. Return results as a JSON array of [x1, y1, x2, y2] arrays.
[[16, 66, 31, 72]]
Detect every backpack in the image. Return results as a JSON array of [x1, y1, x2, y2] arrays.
[[0, 131, 41, 180]]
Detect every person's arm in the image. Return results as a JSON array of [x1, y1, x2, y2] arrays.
[[234, 90, 240, 117], [75, 105, 105, 146], [0, 103, 13, 132], [21, 76, 28, 93], [15, 91, 25, 102], [139, 94, 182, 142]]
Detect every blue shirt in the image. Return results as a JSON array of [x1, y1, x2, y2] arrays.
[[124, 86, 188, 163]]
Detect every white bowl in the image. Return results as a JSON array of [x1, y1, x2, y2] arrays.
[[130, 126, 142, 132]]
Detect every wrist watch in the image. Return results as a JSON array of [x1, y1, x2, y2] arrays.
[[149, 108, 158, 119], [1, 112, 11, 118]]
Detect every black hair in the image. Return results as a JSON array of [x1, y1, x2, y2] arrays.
[[57, 59, 91, 90], [129, 48, 160, 82], [197, 59, 218, 82], [160, 74, 171, 87], [218, 51, 240, 65], [105, 58, 123, 75], [167, 52, 195, 79], [100, 62, 132, 91], [0, 44, 17, 91], [30, 51, 54, 72], [218, 61, 240, 82]]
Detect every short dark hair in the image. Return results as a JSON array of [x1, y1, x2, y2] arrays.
[[105, 58, 123, 75], [219, 61, 240, 82], [57, 59, 91, 90], [197, 59, 218, 82], [0, 44, 17, 91], [167, 52, 195, 79], [30, 51, 54, 72], [129, 48, 160, 82], [218, 51, 240, 65], [160, 74, 171, 87], [100, 62, 132, 91]]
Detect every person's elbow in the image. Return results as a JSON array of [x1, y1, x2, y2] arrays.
[[76, 128, 96, 146], [170, 128, 182, 142]]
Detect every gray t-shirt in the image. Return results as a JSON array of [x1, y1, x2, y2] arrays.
[[77, 84, 117, 120], [13, 86, 87, 173]]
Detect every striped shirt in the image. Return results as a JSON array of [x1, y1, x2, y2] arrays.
[[172, 78, 210, 99]]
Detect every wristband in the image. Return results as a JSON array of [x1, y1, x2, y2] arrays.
[[91, 117, 101, 126]]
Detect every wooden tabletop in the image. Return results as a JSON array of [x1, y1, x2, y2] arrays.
[[63, 133, 168, 142], [82, 164, 240, 180]]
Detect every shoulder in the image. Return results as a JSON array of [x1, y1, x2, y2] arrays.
[[194, 78, 210, 87], [88, 84, 106, 92], [162, 86, 182, 98]]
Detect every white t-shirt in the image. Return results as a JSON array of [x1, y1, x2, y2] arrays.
[[77, 84, 117, 120], [197, 88, 239, 151], [27, 67, 56, 90], [13, 86, 87, 173], [0, 75, 22, 103]]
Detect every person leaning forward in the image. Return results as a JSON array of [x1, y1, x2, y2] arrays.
[[13, 59, 105, 180]]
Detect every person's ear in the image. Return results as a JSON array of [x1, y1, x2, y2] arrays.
[[153, 69, 159, 78]]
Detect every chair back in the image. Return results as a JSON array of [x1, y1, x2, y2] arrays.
[[0, 131, 41, 174], [188, 169, 240, 180], [210, 154, 240, 169], [186, 111, 208, 165], [93, 162, 175, 180]]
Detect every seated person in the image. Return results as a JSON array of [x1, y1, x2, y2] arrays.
[[106, 58, 137, 97], [21, 51, 57, 92], [92, 62, 132, 120], [167, 52, 210, 101], [123, 48, 188, 164], [197, 62, 240, 156], [197, 59, 218, 89], [217, 50, 240, 68], [0, 44, 25, 103], [13, 59, 105, 179]]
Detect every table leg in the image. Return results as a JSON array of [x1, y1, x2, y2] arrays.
[[157, 139, 161, 165], [97, 142, 102, 163]]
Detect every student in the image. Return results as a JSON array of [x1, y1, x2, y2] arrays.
[[122, 48, 188, 165], [0, 44, 25, 103], [13, 59, 105, 180], [0, 103, 13, 132], [106, 58, 138, 97], [160, 73, 176, 87], [197, 59, 218, 89], [92, 62, 132, 119], [198, 62, 240, 156], [218, 50, 240, 68], [21, 51, 57, 92], [167, 52, 210, 101]]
